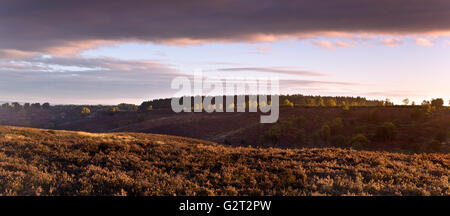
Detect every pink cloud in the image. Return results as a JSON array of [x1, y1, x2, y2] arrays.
[[312, 40, 335, 49], [415, 38, 434, 47], [311, 40, 354, 49], [380, 38, 403, 47], [0, 49, 38, 60], [257, 45, 271, 51]]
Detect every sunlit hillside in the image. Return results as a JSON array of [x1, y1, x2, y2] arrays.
[[0, 126, 448, 196]]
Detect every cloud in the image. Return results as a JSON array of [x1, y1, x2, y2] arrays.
[[217, 67, 325, 76], [312, 40, 335, 49], [282, 79, 357, 87], [415, 38, 434, 47], [1, 0, 450, 54], [0, 56, 185, 103], [311, 40, 354, 49], [380, 38, 403, 47], [257, 45, 271, 51], [0, 49, 39, 60]]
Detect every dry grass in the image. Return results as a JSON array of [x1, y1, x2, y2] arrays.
[[0, 126, 448, 196]]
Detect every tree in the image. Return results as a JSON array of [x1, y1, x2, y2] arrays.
[[283, 99, 294, 108], [327, 99, 337, 107], [421, 100, 430, 106], [23, 103, 30, 110], [351, 134, 369, 148], [330, 118, 343, 135], [292, 115, 306, 127], [81, 107, 91, 115], [375, 122, 397, 141], [31, 103, 41, 109], [307, 98, 316, 106], [108, 107, 119, 114], [317, 98, 325, 107], [402, 98, 409, 105], [42, 102, 50, 109], [435, 131, 448, 143], [11, 102, 22, 111], [320, 124, 331, 141], [384, 99, 393, 106], [431, 98, 444, 109], [262, 125, 281, 143]]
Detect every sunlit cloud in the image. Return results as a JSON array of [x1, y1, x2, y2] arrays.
[[415, 38, 434, 47], [217, 67, 325, 76], [312, 40, 335, 49], [311, 40, 354, 49], [380, 38, 403, 47]]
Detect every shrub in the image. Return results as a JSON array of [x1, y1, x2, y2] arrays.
[[350, 133, 369, 148], [280, 121, 295, 133], [263, 125, 281, 143], [342, 104, 350, 111], [428, 140, 442, 152], [435, 131, 448, 143], [320, 124, 331, 141], [331, 135, 348, 147], [296, 130, 305, 143], [375, 122, 397, 141], [410, 109, 425, 121], [330, 118, 343, 135], [292, 115, 306, 128]]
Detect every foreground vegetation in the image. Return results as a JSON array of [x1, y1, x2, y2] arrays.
[[0, 126, 448, 196]]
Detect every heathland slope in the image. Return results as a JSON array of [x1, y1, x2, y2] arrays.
[[0, 126, 448, 196], [1, 106, 449, 153]]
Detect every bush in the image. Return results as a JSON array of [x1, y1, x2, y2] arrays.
[[350, 133, 369, 148], [331, 135, 348, 147], [375, 122, 397, 141], [263, 125, 281, 143], [410, 109, 426, 121], [292, 115, 306, 128], [296, 130, 305, 143], [428, 140, 442, 152], [320, 124, 331, 141], [330, 118, 343, 135], [435, 131, 448, 143]]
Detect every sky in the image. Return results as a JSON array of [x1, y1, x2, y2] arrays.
[[0, 0, 449, 105]]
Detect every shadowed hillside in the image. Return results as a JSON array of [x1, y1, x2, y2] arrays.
[[1, 105, 449, 153], [0, 126, 448, 196]]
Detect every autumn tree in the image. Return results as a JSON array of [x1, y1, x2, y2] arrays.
[[327, 99, 337, 107], [81, 107, 91, 115], [283, 99, 294, 108]]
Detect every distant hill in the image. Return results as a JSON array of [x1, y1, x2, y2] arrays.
[[0, 126, 448, 195], [1, 106, 448, 153]]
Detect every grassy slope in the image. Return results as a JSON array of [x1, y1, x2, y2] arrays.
[[0, 126, 448, 196]]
